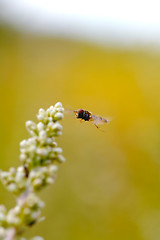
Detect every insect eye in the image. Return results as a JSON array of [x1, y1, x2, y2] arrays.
[[78, 109, 83, 114]]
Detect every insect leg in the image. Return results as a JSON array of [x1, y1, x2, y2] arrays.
[[94, 124, 104, 132]]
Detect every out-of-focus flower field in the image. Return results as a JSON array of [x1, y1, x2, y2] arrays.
[[0, 26, 160, 240]]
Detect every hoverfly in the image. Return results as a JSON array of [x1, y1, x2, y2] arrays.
[[73, 109, 110, 129]]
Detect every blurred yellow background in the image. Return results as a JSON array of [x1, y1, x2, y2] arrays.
[[0, 26, 160, 240]]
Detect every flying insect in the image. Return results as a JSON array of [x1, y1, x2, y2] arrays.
[[73, 109, 110, 129]]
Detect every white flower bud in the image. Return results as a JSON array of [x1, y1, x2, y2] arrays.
[[0, 212, 6, 222], [46, 177, 54, 184], [38, 108, 45, 117], [48, 117, 53, 122], [56, 131, 62, 136], [17, 166, 25, 173], [15, 171, 25, 183], [39, 130, 47, 138], [14, 206, 21, 215], [0, 205, 7, 213], [46, 108, 50, 114], [25, 120, 32, 127], [13, 217, 20, 225], [26, 121, 36, 130], [52, 122, 63, 131], [7, 211, 20, 225], [47, 122, 54, 129], [31, 236, 44, 240], [20, 140, 27, 148], [29, 171, 37, 180], [54, 112, 64, 120], [36, 148, 48, 157], [57, 155, 66, 163], [7, 183, 17, 192], [51, 141, 57, 147], [58, 107, 64, 113], [31, 211, 41, 220], [39, 108, 45, 114], [55, 102, 62, 108], [23, 208, 31, 216], [49, 106, 54, 111], [50, 109, 56, 117], [37, 122, 44, 132], [41, 167, 47, 173], [28, 138, 36, 145], [37, 115, 44, 121], [49, 165, 58, 174], [27, 194, 37, 208], [45, 138, 52, 144], [0, 171, 9, 179], [20, 153, 27, 162], [9, 168, 16, 174], [33, 179, 43, 188], [53, 147, 63, 154], [37, 200, 45, 208], [20, 148, 27, 154], [28, 145, 36, 153]]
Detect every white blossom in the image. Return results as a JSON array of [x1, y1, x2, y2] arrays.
[[0, 102, 65, 240]]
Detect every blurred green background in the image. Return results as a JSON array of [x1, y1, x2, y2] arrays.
[[1, 25, 160, 240]]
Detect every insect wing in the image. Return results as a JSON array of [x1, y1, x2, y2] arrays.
[[91, 114, 110, 125]]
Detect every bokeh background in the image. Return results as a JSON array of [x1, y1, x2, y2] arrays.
[[1, 1, 160, 240]]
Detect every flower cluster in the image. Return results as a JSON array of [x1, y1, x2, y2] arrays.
[[29, 165, 58, 191], [20, 103, 65, 170], [0, 167, 26, 195], [0, 102, 65, 240], [0, 194, 44, 229]]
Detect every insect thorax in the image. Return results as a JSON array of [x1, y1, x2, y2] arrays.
[[77, 109, 91, 121]]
